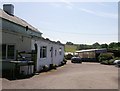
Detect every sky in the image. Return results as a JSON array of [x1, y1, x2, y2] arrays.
[[0, 1, 119, 45]]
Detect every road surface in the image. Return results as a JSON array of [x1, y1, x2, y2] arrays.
[[2, 61, 118, 89]]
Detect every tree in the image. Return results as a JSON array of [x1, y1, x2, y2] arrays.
[[57, 41, 61, 44], [92, 42, 101, 49], [66, 42, 74, 45], [108, 42, 117, 49], [101, 44, 108, 48]]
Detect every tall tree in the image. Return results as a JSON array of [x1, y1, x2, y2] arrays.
[[101, 44, 108, 48], [66, 42, 74, 45], [92, 42, 101, 49]]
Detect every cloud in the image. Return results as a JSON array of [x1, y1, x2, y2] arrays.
[[50, 3, 61, 8], [66, 5, 73, 9], [79, 8, 118, 19], [61, 0, 73, 6], [61, 0, 74, 9]]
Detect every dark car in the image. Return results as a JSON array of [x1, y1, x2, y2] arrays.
[[71, 57, 82, 63]]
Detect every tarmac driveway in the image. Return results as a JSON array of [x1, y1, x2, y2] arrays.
[[2, 61, 118, 89]]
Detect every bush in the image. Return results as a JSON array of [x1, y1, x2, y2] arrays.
[[65, 54, 73, 60], [99, 53, 115, 65], [63, 58, 67, 64], [100, 60, 109, 65], [99, 53, 114, 62], [42, 65, 49, 71], [50, 64, 57, 69]]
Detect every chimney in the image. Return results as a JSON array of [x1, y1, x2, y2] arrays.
[[3, 4, 14, 16]]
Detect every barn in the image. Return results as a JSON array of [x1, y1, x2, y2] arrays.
[[76, 49, 107, 62]]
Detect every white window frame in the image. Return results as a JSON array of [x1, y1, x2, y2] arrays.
[[59, 48, 62, 55]]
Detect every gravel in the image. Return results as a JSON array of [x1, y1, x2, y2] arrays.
[[2, 61, 118, 89]]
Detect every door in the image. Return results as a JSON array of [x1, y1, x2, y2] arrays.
[[51, 47, 53, 64]]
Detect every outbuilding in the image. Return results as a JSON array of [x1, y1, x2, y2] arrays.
[[76, 49, 107, 62]]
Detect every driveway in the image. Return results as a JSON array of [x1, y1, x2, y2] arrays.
[[2, 61, 118, 89]]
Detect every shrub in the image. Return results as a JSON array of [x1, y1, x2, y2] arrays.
[[99, 53, 114, 62], [50, 64, 57, 69], [100, 60, 109, 65], [65, 54, 73, 60], [63, 58, 67, 64], [42, 65, 49, 71]]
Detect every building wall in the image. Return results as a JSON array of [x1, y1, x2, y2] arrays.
[[78, 51, 95, 58], [2, 31, 31, 52], [1, 18, 64, 73], [31, 39, 64, 72], [2, 31, 31, 61]]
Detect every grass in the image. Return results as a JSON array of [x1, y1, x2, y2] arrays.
[[65, 45, 77, 52]]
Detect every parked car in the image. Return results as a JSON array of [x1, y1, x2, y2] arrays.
[[71, 57, 82, 63], [114, 60, 120, 67], [114, 60, 120, 64]]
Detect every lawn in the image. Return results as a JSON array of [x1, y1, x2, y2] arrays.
[[65, 45, 77, 52]]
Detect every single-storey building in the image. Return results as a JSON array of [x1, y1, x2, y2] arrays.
[[1, 4, 64, 77], [76, 49, 107, 62]]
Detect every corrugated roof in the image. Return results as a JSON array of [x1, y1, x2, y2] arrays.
[[0, 9, 42, 34], [76, 49, 107, 53]]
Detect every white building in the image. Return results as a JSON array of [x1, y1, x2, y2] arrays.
[[1, 4, 64, 76]]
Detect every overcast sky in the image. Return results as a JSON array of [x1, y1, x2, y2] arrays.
[[0, 1, 118, 44]]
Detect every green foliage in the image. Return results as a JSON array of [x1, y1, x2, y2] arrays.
[[99, 53, 114, 62], [42, 65, 49, 71], [92, 42, 101, 49], [101, 44, 108, 48], [99, 53, 116, 65], [65, 45, 77, 52], [66, 42, 74, 45], [77, 44, 93, 50], [63, 58, 67, 63], [65, 54, 73, 60], [108, 42, 120, 50], [65, 42, 120, 53], [100, 58, 118, 65]]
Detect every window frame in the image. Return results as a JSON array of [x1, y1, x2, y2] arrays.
[[59, 48, 62, 55], [40, 46, 47, 58], [2, 44, 16, 60]]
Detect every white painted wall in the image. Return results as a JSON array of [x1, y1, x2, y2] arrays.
[[2, 31, 64, 73], [31, 39, 64, 72]]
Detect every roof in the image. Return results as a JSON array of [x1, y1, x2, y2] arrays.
[[38, 37, 64, 46], [76, 49, 107, 53], [0, 8, 64, 46], [0, 8, 42, 34]]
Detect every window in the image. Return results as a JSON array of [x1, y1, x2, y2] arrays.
[[2, 44, 6, 59], [7, 45, 15, 59], [50, 47, 53, 57], [40, 46, 47, 58], [59, 48, 62, 55], [2, 44, 15, 59]]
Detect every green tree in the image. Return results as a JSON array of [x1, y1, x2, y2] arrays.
[[92, 42, 101, 49], [108, 42, 117, 49], [66, 42, 74, 45], [101, 44, 108, 48]]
